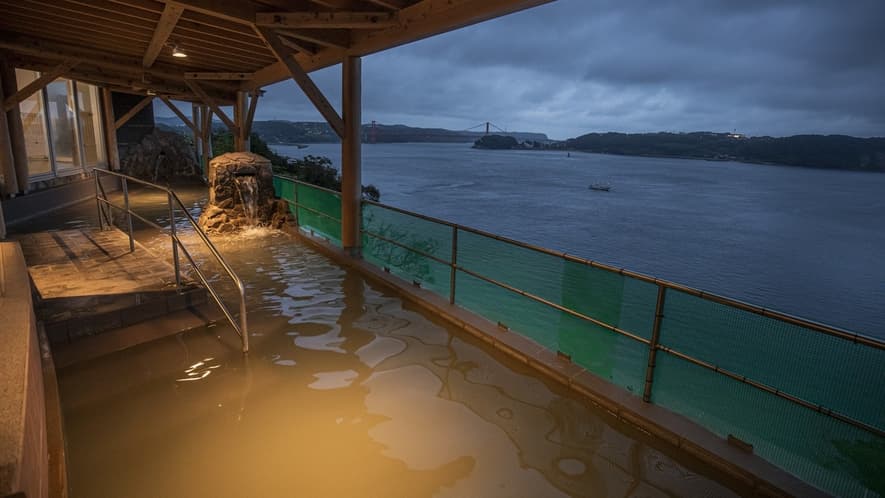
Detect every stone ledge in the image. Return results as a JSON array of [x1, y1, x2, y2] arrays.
[[0, 242, 47, 498]]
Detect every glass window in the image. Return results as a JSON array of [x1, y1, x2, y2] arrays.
[[76, 83, 106, 167], [15, 69, 52, 178], [45, 78, 80, 171]]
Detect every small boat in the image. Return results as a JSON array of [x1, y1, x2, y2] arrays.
[[589, 183, 611, 192]]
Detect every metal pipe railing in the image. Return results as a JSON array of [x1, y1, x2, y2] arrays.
[[93, 168, 249, 353], [279, 175, 885, 437]]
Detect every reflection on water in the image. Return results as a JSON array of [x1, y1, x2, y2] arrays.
[[57, 216, 745, 498]]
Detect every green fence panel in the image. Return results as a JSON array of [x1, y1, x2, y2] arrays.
[[361, 203, 453, 261], [360, 203, 454, 298], [455, 269, 560, 351], [273, 176, 296, 206], [362, 233, 451, 298], [279, 181, 341, 245], [659, 289, 885, 431], [652, 353, 885, 497]]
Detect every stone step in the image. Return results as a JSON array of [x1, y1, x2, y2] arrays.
[[52, 303, 225, 369], [41, 285, 208, 346]]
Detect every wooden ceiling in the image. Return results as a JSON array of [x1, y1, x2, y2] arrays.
[[0, 0, 553, 104]]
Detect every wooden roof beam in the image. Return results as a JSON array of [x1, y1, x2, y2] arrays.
[[276, 28, 349, 49], [185, 79, 238, 133], [143, 3, 185, 68], [278, 36, 319, 55], [307, 0, 379, 9], [2, 59, 79, 111], [0, 33, 240, 96], [255, 27, 344, 138], [255, 11, 397, 29], [114, 95, 154, 129], [363, 0, 412, 9], [158, 96, 198, 133], [185, 72, 254, 80], [4, 55, 233, 102], [116, 0, 258, 25]]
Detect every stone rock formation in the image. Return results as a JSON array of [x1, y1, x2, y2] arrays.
[[121, 129, 201, 182], [197, 152, 291, 233]]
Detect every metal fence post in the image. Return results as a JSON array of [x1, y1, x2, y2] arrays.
[[449, 226, 458, 304], [168, 191, 181, 291], [94, 172, 103, 230], [643, 285, 667, 402], [122, 177, 134, 252]]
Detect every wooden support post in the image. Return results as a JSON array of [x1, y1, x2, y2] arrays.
[[0, 68, 19, 197], [192, 103, 201, 166], [244, 90, 260, 152], [101, 88, 120, 171], [341, 56, 361, 253], [0, 194, 6, 239], [234, 90, 247, 152], [0, 57, 28, 193], [200, 105, 212, 177]]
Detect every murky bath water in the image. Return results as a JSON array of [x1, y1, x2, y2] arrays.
[[57, 238, 747, 497], [42, 187, 747, 497]]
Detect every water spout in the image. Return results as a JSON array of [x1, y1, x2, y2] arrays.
[[235, 175, 259, 226]]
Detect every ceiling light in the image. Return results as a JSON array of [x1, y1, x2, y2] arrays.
[[171, 45, 188, 58]]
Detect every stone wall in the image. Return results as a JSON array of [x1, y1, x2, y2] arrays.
[[198, 152, 290, 233], [120, 129, 200, 182]]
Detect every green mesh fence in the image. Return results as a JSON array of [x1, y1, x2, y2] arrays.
[[454, 229, 656, 393], [659, 290, 885, 432], [338, 190, 884, 497], [361, 203, 453, 297], [273, 176, 341, 246], [652, 353, 885, 497]]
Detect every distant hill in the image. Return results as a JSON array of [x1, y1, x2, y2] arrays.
[[564, 132, 885, 172], [156, 117, 548, 144]]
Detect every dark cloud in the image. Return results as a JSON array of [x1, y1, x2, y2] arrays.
[[160, 0, 885, 139]]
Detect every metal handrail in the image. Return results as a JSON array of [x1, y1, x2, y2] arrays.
[[359, 197, 883, 350], [277, 175, 885, 438], [93, 168, 249, 353]]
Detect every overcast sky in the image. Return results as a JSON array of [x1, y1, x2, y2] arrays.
[[160, 0, 885, 140]]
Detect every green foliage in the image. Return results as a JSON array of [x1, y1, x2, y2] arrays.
[[212, 130, 382, 200], [473, 134, 520, 150], [211, 131, 289, 169]]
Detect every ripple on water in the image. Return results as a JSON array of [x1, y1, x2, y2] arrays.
[[309, 370, 359, 390], [556, 458, 587, 477]]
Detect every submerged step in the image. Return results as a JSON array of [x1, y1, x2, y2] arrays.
[[52, 303, 223, 369], [41, 286, 207, 346]]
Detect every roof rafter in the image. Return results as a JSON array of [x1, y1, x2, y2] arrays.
[[185, 79, 238, 131], [255, 11, 397, 29], [143, 3, 185, 68], [255, 26, 344, 138], [2, 59, 79, 111], [276, 28, 350, 49]]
